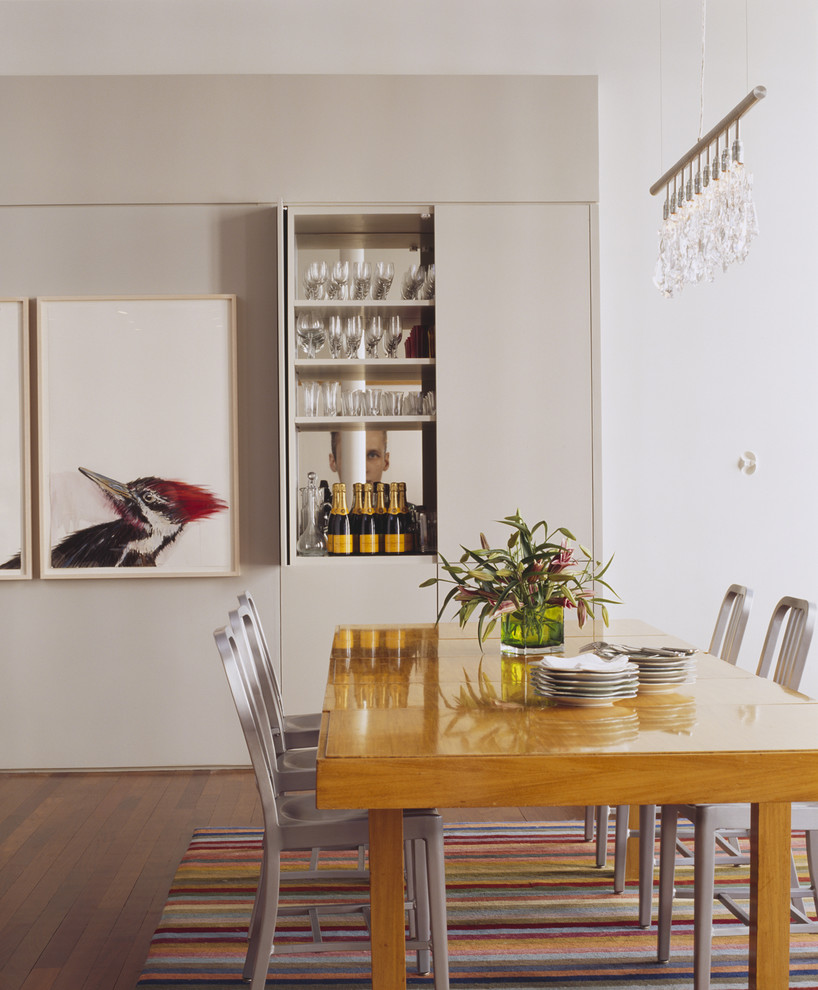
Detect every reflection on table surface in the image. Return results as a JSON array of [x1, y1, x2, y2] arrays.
[[322, 620, 815, 759]]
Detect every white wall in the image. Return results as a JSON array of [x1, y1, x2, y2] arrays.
[[2, 0, 817, 764]]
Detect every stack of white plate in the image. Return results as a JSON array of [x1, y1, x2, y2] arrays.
[[628, 653, 697, 694], [530, 655, 639, 707]]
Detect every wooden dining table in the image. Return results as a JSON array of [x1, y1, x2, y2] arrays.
[[314, 617, 818, 989]]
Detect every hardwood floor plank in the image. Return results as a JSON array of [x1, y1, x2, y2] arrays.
[[0, 769, 534, 989]]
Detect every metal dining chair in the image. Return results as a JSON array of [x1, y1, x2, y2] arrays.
[[707, 584, 753, 665], [656, 596, 816, 990], [215, 617, 450, 990], [237, 590, 323, 748], [597, 586, 754, 919]]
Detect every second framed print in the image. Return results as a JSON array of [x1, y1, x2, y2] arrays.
[[37, 296, 238, 578], [0, 299, 31, 579]]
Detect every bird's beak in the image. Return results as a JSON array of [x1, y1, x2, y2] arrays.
[[79, 467, 133, 504]]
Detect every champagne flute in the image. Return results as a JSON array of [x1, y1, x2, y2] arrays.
[[384, 315, 403, 358], [352, 262, 372, 300], [344, 315, 363, 358], [327, 315, 344, 358], [365, 316, 384, 358]]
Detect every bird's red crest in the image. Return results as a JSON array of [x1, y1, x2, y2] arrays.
[[136, 478, 228, 524]]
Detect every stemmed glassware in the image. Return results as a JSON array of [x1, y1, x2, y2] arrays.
[[384, 315, 403, 358], [303, 261, 328, 300], [420, 263, 435, 300], [365, 316, 384, 358], [344, 315, 363, 358], [401, 264, 426, 299], [296, 311, 326, 358], [372, 262, 395, 300], [327, 315, 344, 358], [327, 261, 350, 300], [352, 262, 372, 300]]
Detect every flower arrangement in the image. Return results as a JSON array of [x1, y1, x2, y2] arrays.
[[421, 510, 618, 645]]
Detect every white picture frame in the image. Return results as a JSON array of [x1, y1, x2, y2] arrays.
[[37, 296, 239, 578], [0, 299, 32, 579]]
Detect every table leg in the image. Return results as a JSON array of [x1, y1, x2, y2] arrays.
[[369, 808, 406, 990], [749, 802, 791, 990]]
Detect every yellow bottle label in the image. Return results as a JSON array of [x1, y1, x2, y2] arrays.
[[360, 533, 379, 554], [334, 534, 353, 555], [385, 533, 405, 554], [326, 532, 334, 554]]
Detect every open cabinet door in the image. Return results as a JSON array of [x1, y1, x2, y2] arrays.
[[434, 203, 599, 571]]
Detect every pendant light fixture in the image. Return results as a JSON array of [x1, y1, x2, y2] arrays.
[[652, 0, 765, 297]]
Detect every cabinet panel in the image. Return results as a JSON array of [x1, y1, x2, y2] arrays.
[[435, 203, 596, 568], [279, 559, 437, 714]]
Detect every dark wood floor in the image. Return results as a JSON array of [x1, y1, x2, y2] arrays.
[[0, 770, 582, 989]]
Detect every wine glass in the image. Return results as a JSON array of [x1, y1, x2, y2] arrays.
[[344, 315, 363, 358], [401, 264, 426, 299], [372, 262, 395, 300], [352, 262, 372, 300], [328, 261, 349, 300], [365, 316, 384, 358], [296, 311, 325, 358], [303, 261, 328, 300], [384, 315, 403, 358], [421, 263, 435, 300], [327, 315, 344, 358]]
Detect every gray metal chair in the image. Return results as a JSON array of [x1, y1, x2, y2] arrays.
[[215, 617, 450, 990], [708, 584, 754, 665], [602, 586, 754, 920], [657, 596, 816, 990], [238, 590, 322, 748], [232, 596, 317, 791]]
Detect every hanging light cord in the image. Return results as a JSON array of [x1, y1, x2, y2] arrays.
[[698, 0, 707, 140]]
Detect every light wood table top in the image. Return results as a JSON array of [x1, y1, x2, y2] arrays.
[[315, 619, 818, 989]]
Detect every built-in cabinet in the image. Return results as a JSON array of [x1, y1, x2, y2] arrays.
[[278, 202, 599, 716]]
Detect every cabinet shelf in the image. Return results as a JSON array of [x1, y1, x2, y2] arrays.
[[295, 415, 434, 431], [295, 358, 434, 384], [294, 299, 433, 321]]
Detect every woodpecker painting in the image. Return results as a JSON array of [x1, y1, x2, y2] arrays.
[[1, 466, 227, 569]]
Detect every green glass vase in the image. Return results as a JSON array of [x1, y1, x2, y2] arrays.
[[500, 604, 564, 656]]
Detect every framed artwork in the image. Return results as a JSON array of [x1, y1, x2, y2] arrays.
[[0, 299, 32, 579], [37, 296, 239, 578]]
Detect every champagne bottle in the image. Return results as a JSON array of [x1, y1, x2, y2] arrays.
[[374, 482, 388, 555], [350, 482, 364, 555], [325, 484, 338, 555], [328, 483, 353, 556], [385, 481, 404, 555], [398, 482, 414, 554], [358, 482, 380, 555]]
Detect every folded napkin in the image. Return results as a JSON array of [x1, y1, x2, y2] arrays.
[[535, 653, 632, 673]]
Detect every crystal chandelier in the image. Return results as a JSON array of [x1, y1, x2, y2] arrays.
[[652, 85, 765, 298]]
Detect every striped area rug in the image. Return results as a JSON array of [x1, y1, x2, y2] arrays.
[[138, 822, 818, 988]]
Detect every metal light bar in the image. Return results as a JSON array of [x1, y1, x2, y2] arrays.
[[650, 85, 766, 196]]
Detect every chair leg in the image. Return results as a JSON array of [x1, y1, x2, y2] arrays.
[[243, 842, 268, 982], [613, 805, 628, 893], [422, 823, 450, 990], [692, 809, 716, 990], [639, 804, 657, 927], [657, 805, 679, 963], [409, 837, 432, 975], [790, 848, 808, 918], [595, 806, 609, 867], [806, 828, 818, 917], [584, 805, 595, 841], [246, 848, 280, 990]]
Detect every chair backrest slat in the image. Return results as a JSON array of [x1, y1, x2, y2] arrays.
[[755, 596, 816, 691], [708, 584, 753, 665]]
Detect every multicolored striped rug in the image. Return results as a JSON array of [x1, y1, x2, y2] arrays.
[[138, 822, 818, 988]]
